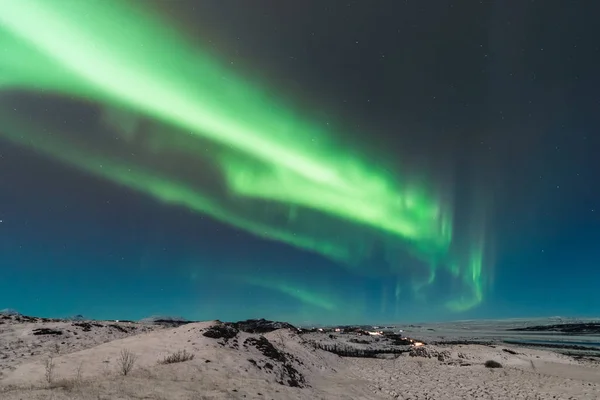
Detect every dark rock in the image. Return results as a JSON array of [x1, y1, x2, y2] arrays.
[[108, 324, 128, 333], [484, 360, 503, 368], [281, 364, 305, 388], [244, 337, 286, 363], [437, 351, 451, 361], [72, 322, 92, 332], [203, 324, 239, 341], [244, 336, 306, 388], [149, 319, 190, 327], [231, 319, 296, 334], [387, 334, 415, 346], [139, 315, 191, 327], [409, 346, 432, 358], [32, 328, 63, 336], [508, 323, 600, 334]]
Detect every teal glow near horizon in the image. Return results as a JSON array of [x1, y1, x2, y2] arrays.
[[0, 0, 487, 314]]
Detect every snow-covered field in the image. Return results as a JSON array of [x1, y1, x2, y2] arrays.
[[1, 313, 598, 399]]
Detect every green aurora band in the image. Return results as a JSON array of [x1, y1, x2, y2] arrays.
[[0, 0, 486, 314]]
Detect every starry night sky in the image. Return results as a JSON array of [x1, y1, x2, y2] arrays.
[[1, 1, 598, 325]]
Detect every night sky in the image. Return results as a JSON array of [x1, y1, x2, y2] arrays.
[[1, 1, 598, 325]]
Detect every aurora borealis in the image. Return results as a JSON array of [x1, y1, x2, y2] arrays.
[[1, 1, 598, 323]]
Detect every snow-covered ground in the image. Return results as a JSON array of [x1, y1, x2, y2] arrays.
[[1, 314, 598, 399]]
